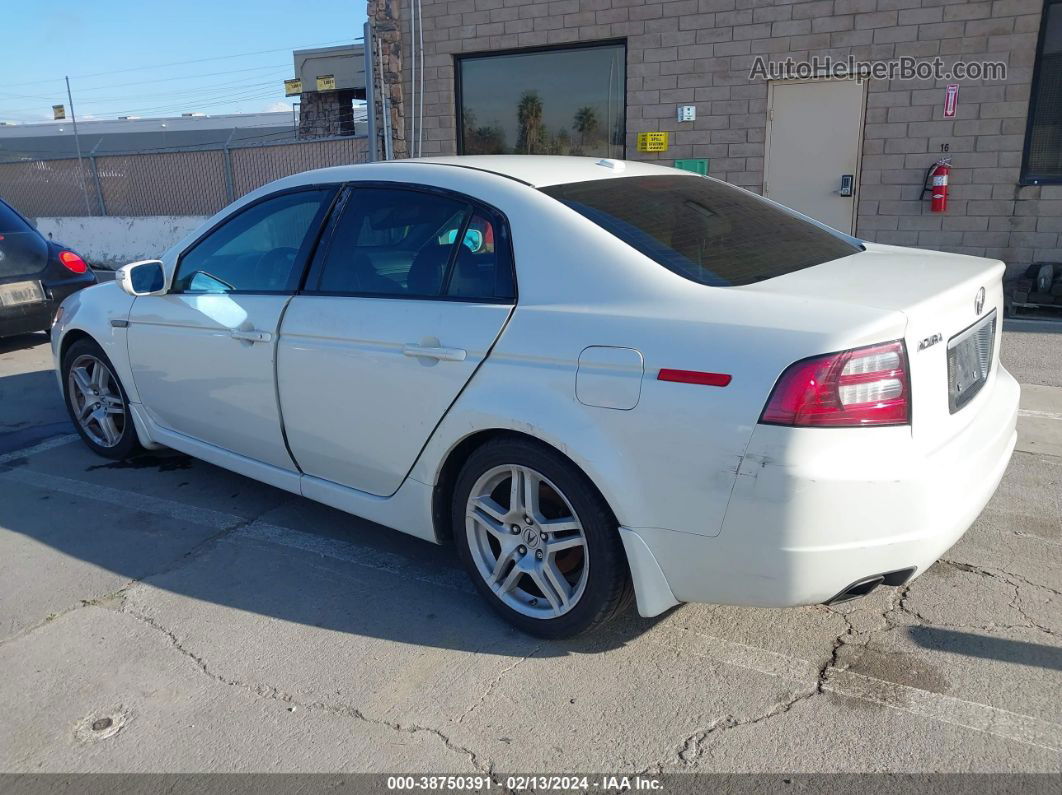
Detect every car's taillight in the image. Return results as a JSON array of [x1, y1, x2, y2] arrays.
[[58, 250, 88, 274], [760, 340, 910, 428]]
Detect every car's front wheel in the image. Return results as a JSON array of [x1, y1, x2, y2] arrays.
[[453, 437, 631, 638], [62, 337, 141, 459]]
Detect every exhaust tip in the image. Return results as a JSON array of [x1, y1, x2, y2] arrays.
[[827, 575, 884, 605], [825, 567, 916, 606]]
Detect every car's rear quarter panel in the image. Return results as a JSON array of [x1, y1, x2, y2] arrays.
[[414, 184, 910, 541]]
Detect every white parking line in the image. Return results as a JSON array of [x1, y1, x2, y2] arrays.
[[656, 626, 1062, 753], [0, 466, 240, 532], [1, 438, 1061, 753], [1018, 408, 1062, 421], [231, 521, 476, 595], [0, 433, 78, 466], [823, 669, 1062, 754]]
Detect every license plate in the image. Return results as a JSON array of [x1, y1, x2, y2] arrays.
[[947, 310, 996, 414], [0, 280, 45, 308]]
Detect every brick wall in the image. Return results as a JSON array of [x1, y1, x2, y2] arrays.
[[388, 0, 1057, 274]]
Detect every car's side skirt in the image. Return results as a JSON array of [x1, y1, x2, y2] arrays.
[[132, 405, 438, 543]]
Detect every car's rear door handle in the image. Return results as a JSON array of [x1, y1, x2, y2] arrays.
[[231, 329, 272, 343], [402, 343, 467, 362]]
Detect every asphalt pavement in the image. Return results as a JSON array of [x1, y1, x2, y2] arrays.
[[0, 323, 1059, 774]]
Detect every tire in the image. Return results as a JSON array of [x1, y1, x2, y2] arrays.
[[452, 437, 632, 638], [62, 337, 141, 460]]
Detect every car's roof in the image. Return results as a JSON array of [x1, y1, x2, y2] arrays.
[[374, 155, 686, 188]]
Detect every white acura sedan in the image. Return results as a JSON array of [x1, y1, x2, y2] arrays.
[[51, 156, 1019, 637]]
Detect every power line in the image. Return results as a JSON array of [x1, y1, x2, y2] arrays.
[[73, 80, 286, 106], [0, 127, 366, 161], [0, 66, 293, 112], [0, 82, 290, 119], [63, 38, 361, 81], [1, 37, 365, 121], [96, 88, 288, 118], [72, 64, 293, 94]]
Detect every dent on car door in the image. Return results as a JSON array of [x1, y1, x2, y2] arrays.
[[126, 187, 336, 469], [278, 185, 516, 496]]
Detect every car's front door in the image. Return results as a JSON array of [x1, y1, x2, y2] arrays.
[[127, 187, 335, 470], [278, 184, 515, 496]]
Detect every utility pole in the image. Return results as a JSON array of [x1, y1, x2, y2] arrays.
[[364, 21, 378, 161], [65, 76, 93, 215]]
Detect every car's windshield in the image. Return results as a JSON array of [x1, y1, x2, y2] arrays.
[[541, 174, 861, 287]]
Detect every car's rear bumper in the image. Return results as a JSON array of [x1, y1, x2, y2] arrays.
[[0, 273, 95, 338], [626, 365, 1020, 613], [0, 299, 54, 337]]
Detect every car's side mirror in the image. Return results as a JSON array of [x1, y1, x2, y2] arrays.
[[117, 260, 167, 297]]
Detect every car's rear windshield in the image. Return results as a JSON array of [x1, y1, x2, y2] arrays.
[[540, 174, 861, 287], [0, 201, 36, 235]]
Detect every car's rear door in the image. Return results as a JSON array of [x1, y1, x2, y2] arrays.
[[277, 184, 515, 496], [127, 186, 336, 471]]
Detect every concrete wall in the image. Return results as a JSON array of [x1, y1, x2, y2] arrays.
[[33, 216, 208, 269], [393, 0, 1056, 276]]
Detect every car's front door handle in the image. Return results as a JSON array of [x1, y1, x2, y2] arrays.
[[231, 329, 273, 343], [402, 343, 467, 362]]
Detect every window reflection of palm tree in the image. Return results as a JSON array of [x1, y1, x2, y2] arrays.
[[573, 106, 598, 152], [516, 91, 544, 154]]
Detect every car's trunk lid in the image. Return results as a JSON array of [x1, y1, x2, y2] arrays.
[[742, 242, 1006, 451]]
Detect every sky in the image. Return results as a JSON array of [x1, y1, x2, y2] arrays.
[[0, 0, 367, 124]]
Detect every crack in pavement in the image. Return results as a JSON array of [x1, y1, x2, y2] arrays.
[[456, 645, 543, 726], [0, 502, 278, 649], [936, 559, 1061, 638], [671, 685, 820, 768], [654, 557, 1061, 770], [2, 435, 1059, 770], [115, 603, 505, 786]]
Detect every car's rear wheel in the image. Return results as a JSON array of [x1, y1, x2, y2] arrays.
[[62, 338, 141, 459], [453, 437, 631, 638]]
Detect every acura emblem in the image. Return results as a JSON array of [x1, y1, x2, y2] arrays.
[[975, 287, 985, 315]]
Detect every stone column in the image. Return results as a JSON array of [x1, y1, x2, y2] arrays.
[[368, 0, 406, 158]]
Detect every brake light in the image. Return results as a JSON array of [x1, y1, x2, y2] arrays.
[[760, 340, 910, 427], [58, 250, 88, 274]]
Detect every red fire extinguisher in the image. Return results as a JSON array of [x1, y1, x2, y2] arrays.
[[923, 158, 951, 213]]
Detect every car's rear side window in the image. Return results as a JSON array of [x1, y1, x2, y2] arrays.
[[541, 175, 860, 287], [0, 201, 35, 235], [309, 186, 515, 301]]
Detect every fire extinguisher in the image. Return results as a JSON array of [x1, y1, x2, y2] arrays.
[[921, 158, 951, 213]]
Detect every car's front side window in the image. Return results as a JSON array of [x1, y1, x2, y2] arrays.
[[173, 189, 332, 293], [311, 187, 515, 301]]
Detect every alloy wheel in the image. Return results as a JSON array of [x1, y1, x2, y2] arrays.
[[67, 354, 126, 448], [465, 464, 589, 619]]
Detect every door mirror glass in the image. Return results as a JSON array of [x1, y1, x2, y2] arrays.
[[117, 259, 166, 296]]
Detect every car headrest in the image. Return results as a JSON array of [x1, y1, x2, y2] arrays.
[[407, 244, 450, 295]]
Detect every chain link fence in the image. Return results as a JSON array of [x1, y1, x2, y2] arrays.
[[0, 135, 370, 218]]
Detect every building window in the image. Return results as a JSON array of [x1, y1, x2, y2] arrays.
[[1023, 0, 1062, 183], [456, 42, 625, 159]]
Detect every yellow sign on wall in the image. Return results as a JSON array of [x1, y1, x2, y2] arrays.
[[636, 132, 669, 152], [52, 105, 65, 120], [316, 74, 336, 91], [284, 78, 302, 96]]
